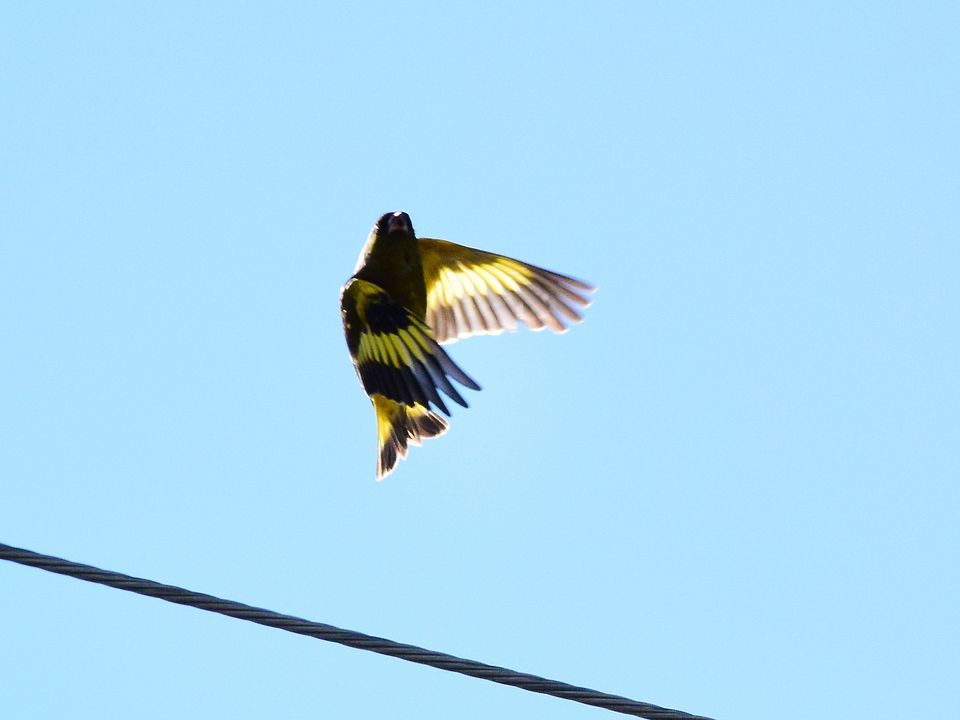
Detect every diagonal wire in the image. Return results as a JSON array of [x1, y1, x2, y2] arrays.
[[0, 542, 714, 720]]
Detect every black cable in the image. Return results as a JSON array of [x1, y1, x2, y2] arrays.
[[0, 542, 714, 720]]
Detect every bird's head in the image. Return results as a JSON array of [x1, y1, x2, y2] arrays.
[[375, 211, 414, 238]]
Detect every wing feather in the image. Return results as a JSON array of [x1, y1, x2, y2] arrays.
[[340, 278, 480, 415], [419, 238, 594, 344]]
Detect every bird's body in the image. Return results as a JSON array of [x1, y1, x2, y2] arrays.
[[351, 217, 428, 317], [341, 211, 593, 479]]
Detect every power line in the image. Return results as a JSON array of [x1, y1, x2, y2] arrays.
[[1, 542, 714, 720]]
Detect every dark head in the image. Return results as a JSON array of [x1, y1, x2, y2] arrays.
[[375, 211, 415, 238]]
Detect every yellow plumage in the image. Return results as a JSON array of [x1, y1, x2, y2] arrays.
[[419, 238, 594, 343], [372, 395, 449, 479], [341, 212, 594, 480]]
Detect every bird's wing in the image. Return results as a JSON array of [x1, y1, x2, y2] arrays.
[[418, 238, 595, 344], [340, 278, 481, 416]]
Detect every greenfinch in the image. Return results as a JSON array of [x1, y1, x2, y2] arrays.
[[341, 211, 593, 479]]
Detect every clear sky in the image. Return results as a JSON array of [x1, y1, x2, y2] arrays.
[[2, 3, 958, 719]]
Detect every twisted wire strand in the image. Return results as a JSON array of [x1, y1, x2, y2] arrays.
[[1, 542, 714, 720]]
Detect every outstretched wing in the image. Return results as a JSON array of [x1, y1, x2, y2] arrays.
[[418, 238, 595, 344], [340, 278, 481, 415]]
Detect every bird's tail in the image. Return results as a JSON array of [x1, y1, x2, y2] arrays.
[[373, 394, 449, 480]]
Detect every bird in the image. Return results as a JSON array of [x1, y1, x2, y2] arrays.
[[340, 211, 594, 479]]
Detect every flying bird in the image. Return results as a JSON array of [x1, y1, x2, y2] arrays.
[[340, 211, 594, 479]]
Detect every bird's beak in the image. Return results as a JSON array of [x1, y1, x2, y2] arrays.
[[387, 212, 412, 234]]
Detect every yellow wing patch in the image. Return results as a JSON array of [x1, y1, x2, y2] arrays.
[[341, 278, 481, 417], [418, 238, 595, 344]]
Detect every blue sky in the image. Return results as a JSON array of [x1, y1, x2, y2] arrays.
[[2, 3, 958, 719]]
